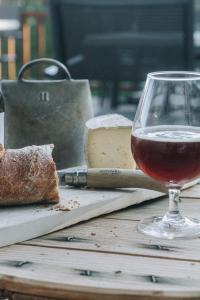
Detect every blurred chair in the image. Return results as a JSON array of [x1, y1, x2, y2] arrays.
[[49, 0, 194, 107], [0, 4, 22, 79]]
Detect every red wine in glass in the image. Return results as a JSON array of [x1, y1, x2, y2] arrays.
[[131, 126, 200, 187]]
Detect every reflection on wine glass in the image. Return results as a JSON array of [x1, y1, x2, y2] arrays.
[[131, 71, 200, 239]]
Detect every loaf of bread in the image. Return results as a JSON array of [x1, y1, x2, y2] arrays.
[[0, 144, 59, 206]]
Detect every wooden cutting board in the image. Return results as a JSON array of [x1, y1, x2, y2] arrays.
[[0, 186, 163, 248]]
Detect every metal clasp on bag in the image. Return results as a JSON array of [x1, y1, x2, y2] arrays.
[[39, 91, 50, 102]]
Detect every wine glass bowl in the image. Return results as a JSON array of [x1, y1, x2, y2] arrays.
[[131, 71, 200, 239]]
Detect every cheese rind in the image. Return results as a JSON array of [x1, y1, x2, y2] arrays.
[[86, 113, 132, 129], [85, 114, 136, 169]]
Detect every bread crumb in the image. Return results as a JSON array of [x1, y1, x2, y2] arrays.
[[48, 200, 80, 211], [58, 204, 71, 211]]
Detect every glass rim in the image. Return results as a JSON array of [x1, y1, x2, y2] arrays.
[[147, 71, 200, 81]]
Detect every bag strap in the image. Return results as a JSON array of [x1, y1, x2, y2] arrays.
[[18, 58, 72, 81], [0, 91, 4, 113]]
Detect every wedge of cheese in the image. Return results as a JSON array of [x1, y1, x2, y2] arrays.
[[85, 114, 136, 169]]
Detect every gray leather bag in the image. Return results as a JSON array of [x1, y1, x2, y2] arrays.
[[0, 58, 93, 169]]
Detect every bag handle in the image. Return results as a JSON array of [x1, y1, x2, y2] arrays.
[[18, 58, 72, 81]]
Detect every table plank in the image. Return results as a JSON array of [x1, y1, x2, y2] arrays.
[[23, 211, 200, 262], [104, 195, 200, 221], [180, 183, 200, 198], [0, 245, 200, 299]]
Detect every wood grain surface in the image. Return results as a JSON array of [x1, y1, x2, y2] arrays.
[[0, 185, 200, 300]]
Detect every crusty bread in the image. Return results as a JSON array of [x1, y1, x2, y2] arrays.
[[0, 144, 59, 206]]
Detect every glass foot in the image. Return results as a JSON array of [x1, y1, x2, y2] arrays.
[[137, 216, 200, 239]]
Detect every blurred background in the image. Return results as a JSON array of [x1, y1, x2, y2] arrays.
[[0, 0, 200, 121]]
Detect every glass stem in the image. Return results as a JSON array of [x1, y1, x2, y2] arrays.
[[163, 188, 184, 223]]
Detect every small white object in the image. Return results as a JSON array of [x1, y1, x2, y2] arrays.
[[0, 20, 20, 31]]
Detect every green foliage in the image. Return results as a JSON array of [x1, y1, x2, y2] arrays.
[[22, 0, 46, 12]]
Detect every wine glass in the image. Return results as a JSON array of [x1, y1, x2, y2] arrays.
[[131, 71, 200, 239]]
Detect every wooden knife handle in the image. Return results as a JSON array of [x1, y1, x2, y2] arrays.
[[87, 168, 168, 193]]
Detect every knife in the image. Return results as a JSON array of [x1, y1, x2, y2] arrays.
[[58, 168, 199, 193]]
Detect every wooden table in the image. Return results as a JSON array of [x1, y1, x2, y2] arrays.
[[0, 185, 200, 300]]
